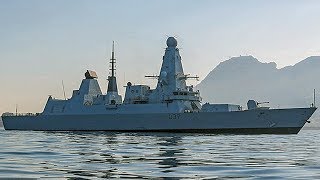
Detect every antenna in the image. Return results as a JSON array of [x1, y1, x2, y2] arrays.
[[182, 74, 200, 81], [15, 104, 18, 116], [313, 89, 316, 107], [62, 80, 66, 100], [145, 75, 159, 79], [107, 41, 118, 92], [110, 41, 116, 77]]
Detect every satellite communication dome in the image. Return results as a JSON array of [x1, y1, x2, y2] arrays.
[[166, 37, 177, 47]]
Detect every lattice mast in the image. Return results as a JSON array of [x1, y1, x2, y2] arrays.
[[107, 41, 118, 92]]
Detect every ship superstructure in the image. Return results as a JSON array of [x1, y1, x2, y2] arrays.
[[1, 37, 317, 134]]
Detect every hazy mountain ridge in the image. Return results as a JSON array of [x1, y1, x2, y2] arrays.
[[197, 55, 320, 127]]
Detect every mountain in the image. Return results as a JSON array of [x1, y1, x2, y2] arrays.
[[196, 55, 320, 127]]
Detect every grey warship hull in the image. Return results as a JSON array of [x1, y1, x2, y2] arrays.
[[3, 107, 316, 134], [2, 37, 317, 133]]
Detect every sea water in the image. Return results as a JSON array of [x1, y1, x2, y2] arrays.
[[0, 128, 319, 179]]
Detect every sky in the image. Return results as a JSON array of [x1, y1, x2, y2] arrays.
[[0, 0, 320, 114]]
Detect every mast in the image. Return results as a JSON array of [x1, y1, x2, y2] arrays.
[[62, 80, 66, 100], [314, 89, 316, 107], [107, 41, 118, 92], [111, 41, 115, 77]]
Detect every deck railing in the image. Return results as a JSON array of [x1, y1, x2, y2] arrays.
[[2, 113, 39, 117]]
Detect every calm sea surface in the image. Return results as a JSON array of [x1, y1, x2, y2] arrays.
[[0, 128, 319, 179]]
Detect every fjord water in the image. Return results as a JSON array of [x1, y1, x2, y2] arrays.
[[0, 128, 319, 179]]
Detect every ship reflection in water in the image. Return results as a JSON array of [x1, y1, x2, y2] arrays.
[[0, 129, 320, 179]]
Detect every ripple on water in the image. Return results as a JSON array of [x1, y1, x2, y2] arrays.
[[0, 129, 319, 178]]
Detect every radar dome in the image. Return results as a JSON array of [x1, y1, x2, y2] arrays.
[[166, 37, 177, 47]]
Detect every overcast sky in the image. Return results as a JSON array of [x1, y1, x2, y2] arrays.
[[0, 0, 320, 114]]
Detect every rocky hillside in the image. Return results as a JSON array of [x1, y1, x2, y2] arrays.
[[196, 56, 320, 127]]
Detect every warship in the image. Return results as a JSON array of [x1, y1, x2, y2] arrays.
[[2, 37, 317, 134]]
